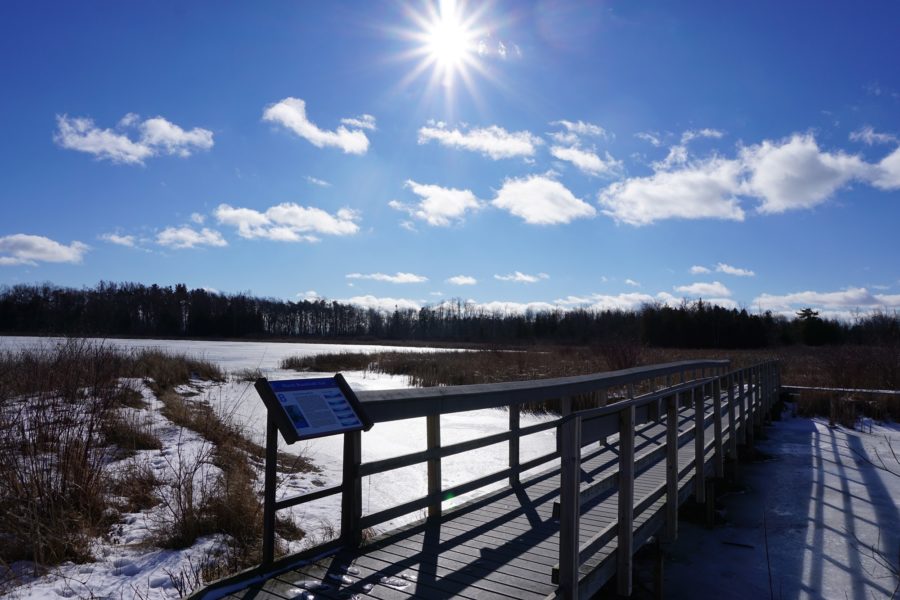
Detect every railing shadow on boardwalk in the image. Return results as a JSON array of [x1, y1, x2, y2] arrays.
[[190, 359, 781, 600], [663, 405, 900, 600]]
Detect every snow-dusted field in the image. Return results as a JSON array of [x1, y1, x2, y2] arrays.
[[0, 337, 555, 599], [661, 412, 900, 600]]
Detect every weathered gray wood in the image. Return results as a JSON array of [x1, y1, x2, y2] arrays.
[[509, 404, 520, 485], [617, 405, 635, 597], [665, 392, 679, 541], [427, 413, 441, 518], [713, 376, 724, 478], [202, 360, 780, 600], [341, 429, 362, 546], [356, 360, 729, 423], [274, 483, 342, 510], [558, 415, 582, 599], [694, 385, 705, 503]]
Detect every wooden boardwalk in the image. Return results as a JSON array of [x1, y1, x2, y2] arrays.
[[194, 360, 779, 600]]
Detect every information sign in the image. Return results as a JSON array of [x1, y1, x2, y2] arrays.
[[255, 374, 372, 443]]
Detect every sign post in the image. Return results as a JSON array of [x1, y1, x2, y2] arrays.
[[254, 374, 372, 564]]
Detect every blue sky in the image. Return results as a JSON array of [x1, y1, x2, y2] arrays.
[[1, 0, 899, 320]]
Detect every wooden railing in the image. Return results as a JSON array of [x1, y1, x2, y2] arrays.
[[262, 358, 781, 598], [555, 360, 780, 598]]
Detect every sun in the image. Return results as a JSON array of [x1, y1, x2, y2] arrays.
[[424, 1, 473, 75], [402, 0, 489, 93]]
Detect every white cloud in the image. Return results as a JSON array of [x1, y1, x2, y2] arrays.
[[139, 117, 214, 157], [0, 234, 88, 266], [215, 203, 360, 242], [868, 145, 900, 190], [54, 114, 213, 165], [715, 262, 755, 277], [740, 134, 868, 214], [305, 176, 331, 187], [752, 287, 900, 314], [681, 128, 724, 144], [550, 145, 622, 177], [551, 120, 609, 139], [55, 116, 152, 164], [674, 281, 732, 297], [494, 271, 549, 283], [653, 129, 723, 171], [599, 157, 745, 225], [389, 180, 482, 226], [849, 125, 897, 146], [297, 290, 323, 301], [190, 213, 205, 224], [493, 175, 596, 225], [603, 130, 900, 225], [635, 132, 663, 147], [100, 233, 136, 247], [346, 272, 428, 284], [555, 292, 740, 311], [156, 226, 227, 249], [624, 278, 640, 287], [341, 295, 422, 312], [340, 114, 376, 130], [447, 275, 477, 285], [417, 123, 542, 159], [470, 300, 558, 315], [690, 265, 711, 274], [262, 97, 370, 155], [556, 292, 677, 312]]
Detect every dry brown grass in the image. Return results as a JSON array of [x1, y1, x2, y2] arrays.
[[0, 338, 318, 597], [282, 344, 899, 416]]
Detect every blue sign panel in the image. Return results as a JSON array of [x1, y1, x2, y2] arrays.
[[256, 374, 372, 443]]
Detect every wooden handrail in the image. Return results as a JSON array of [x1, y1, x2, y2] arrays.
[[354, 359, 730, 422], [262, 356, 777, 600], [555, 360, 779, 598]]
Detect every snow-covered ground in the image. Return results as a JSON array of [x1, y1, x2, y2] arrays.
[[0, 337, 555, 599], [661, 411, 900, 600]]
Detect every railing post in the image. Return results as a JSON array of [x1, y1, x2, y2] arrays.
[[738, 368, 747, 444], [427, 414, 442, 518], [617, 405, 635, 597], [666, 392, 679, 542], [341, 429, 363, 546], [727, 372, 739, 480], [509, 404, 520, 485], [262, 414, 278, 565], [694, 384, 705, 504], [753, 367, 761, 428], [559, 415, 582, 600], [713, 375, 724, 479]]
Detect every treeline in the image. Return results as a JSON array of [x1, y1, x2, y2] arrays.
[[0, 282, 897, 348]]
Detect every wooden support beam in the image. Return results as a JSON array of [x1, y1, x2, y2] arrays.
[[727, 373, 739, 481], [713, 376, 724, 479], [665, 392, 679, 542], [738, 368, 747, 444], [617, 405, 636, 597], [694, 384, 705, 504], [262, 415, 278, 565], [509, 404, 520, 485], [559, 416, 582, 600], [340, 430, 362, 546], [426, 414, 442, 518]]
